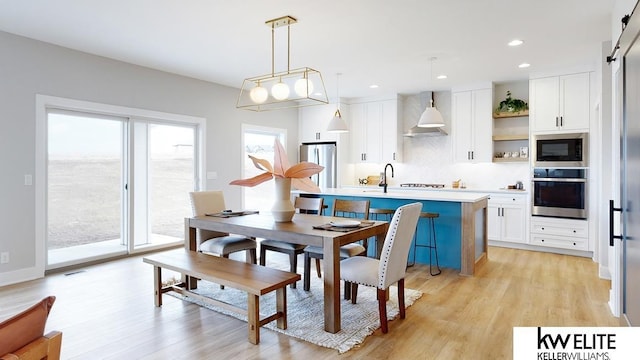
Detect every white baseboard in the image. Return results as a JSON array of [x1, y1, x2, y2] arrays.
[[488, 240, 593, 258], [0, 266, 44, 287], [599, 264, 611, 280]]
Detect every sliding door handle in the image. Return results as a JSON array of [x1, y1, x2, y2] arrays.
[[609, 199, 623, 246]]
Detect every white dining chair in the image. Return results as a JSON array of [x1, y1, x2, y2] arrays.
[[340, 202, 422, 333], [189, 191, 257, 282]]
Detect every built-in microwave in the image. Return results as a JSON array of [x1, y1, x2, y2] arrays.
[[532, 133, 588, 167]]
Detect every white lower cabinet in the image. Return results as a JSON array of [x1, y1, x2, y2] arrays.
[[530, 217, 588, 251], [488, 194, 527, 244]]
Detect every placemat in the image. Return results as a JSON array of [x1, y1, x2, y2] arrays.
[[205, 210, 259, 218], [312, 220, 375, 232]]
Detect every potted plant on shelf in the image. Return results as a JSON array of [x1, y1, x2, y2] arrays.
[[495, 91, 528, 116]]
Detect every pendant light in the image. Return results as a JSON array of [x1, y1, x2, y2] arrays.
[[237, 15, 328, 111], [417, 58, 445, 128], [327, 73, 348, 133]]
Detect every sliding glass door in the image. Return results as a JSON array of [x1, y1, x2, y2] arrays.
[[46, 109, 200, 268], [47, 110, 127, 265], [132, 121, 196, 248]]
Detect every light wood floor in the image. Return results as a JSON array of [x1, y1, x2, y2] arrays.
[[0, 246, 620, 359]]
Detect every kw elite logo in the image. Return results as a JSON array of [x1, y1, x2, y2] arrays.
[[513, 327, 639, 360], [536, 327, 614, 360]]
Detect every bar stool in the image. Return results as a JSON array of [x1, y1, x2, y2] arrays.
[[409, 212, 441, 276], [368, 208, 395, 257]]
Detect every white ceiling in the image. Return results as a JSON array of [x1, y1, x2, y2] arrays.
[[0, 0, 615, 99]]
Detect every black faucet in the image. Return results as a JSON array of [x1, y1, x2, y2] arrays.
[[380, 163, 394, 193]]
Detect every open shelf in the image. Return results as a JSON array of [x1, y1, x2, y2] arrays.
[[492, 134, 528, 141], [493, 110, 529, 119], [493, 157, 529, 163]]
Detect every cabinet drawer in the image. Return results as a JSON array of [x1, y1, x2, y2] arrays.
[[488, 194, 526, 205], [531, 218, 588, 238], [531, 223, 587, 237], [530, 233, 588, 251]]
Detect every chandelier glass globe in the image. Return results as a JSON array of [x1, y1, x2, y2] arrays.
[[271, 82, 290, 100], [249, 85, 268, 104], [294, 78, 314, 97]]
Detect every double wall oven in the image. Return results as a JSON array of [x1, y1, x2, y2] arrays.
[[531, 133, 588, 220]]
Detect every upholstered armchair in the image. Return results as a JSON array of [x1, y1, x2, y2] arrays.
[[0, 296, 62, 360]]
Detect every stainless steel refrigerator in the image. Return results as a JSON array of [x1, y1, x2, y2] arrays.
[[299, 142, 337, 189]]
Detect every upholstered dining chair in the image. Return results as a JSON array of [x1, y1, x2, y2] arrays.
[[259, 196, 324, 288], [189, 191, 257, 290], [303, 199, 370, 298], [340, 202, 422, 333]]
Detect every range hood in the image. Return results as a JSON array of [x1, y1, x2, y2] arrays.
[[403, 125, 448, 137], [403, 91, 448, 137]]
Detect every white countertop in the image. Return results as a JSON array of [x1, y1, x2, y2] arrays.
[[296, 187, 490, 203], [342, 185, 529, 195]]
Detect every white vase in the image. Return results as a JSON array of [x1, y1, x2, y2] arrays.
[[272, 177, 295, 222]]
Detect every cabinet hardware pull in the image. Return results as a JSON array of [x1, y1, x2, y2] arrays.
[[555, 116, 559, 127], [560, 116, 563, 127], [609, 199, 623, 246]]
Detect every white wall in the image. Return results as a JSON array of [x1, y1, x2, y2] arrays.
[[0, 31, 298, 283]]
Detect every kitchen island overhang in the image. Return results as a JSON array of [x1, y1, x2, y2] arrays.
[[294, 188, 489, 276]]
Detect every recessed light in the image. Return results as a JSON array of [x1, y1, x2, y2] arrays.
[[518, 63, 530, 68], [437, 75, 447, 80], [508, 39, 524, 46], [369, 84, 379, 89]]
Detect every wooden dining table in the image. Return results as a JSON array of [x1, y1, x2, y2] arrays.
[[184, 212, 389, 333]]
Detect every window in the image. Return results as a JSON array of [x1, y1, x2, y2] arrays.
[[241, 125, 286, 211]]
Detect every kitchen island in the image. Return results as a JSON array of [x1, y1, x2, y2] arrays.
[[296, 188, 489, 276]]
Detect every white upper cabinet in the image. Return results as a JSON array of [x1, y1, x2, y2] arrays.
[[452, 88, 492, 163], [530, 72, 590, 133], [349, 98, 402, 163], [381, 99, 402, 162], [298, 104, 340, 143]]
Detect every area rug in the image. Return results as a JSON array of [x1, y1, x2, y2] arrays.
[[167, 273, 422, 353]]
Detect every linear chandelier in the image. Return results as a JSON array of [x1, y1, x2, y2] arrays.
[[237, 15, 328, 111]]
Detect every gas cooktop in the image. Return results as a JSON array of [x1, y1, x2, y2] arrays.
[[400, 183, 446, 188]]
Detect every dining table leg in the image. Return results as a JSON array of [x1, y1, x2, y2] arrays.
[[375, 223, 388, 258], [184, 218, 198, 289], [323, 236, 341, 333]]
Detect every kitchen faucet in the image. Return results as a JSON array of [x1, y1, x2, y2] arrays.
[[380, 163, 394, 193]]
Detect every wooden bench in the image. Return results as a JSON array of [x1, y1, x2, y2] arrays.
[[142, 249, 300, 344]]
